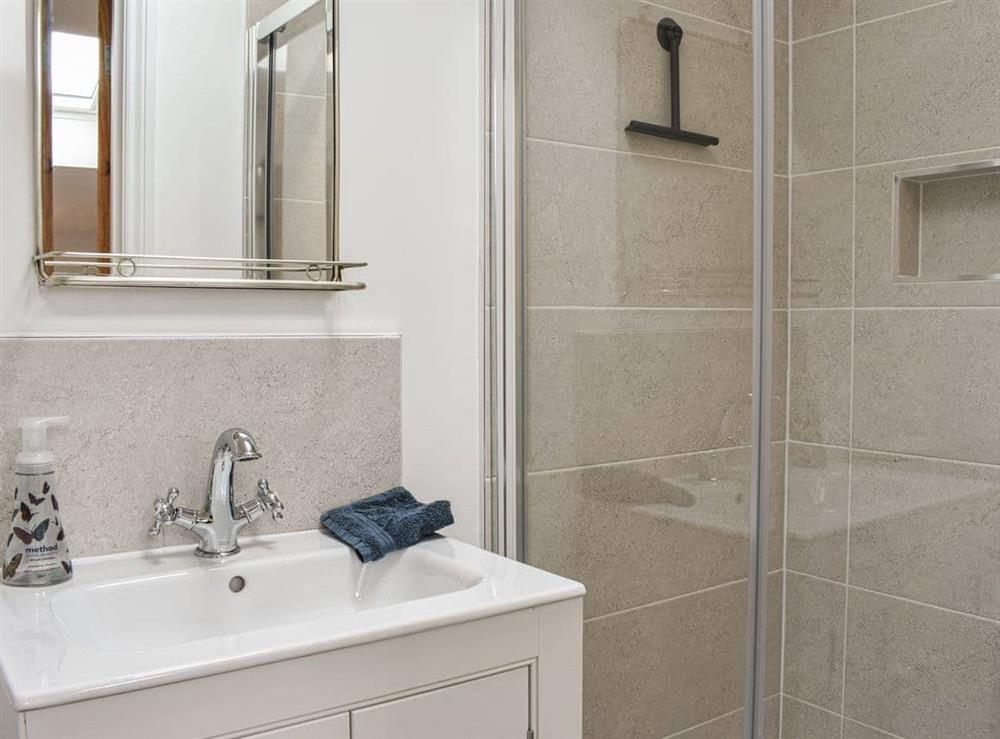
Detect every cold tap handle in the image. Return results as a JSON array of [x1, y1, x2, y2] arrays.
[[149, 487, 180, 536], [256, 479, 284, 521]]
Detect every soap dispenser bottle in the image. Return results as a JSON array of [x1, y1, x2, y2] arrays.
[[3, 416, 72, 587]]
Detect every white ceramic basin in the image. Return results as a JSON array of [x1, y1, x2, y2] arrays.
[[0, 530, 583, 711], [52, 540, 483, 651]]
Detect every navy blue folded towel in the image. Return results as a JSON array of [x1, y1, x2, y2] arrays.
[[320, 486, 454, 562]]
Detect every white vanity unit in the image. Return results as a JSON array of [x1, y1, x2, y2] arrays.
[[0, 531, 584, 739]]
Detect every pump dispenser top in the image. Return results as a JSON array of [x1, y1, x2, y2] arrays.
[[16, 416, 69, 474]]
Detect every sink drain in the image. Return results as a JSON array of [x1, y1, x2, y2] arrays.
[[229, 575, 246, 593]]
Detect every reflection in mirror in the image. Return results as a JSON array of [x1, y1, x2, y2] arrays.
[[40, 0, 110, 262], [34, 0, 364, 289]]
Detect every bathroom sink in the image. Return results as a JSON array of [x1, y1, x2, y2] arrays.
[[0, 530, 583, 710], [51, 538, 483, 651]]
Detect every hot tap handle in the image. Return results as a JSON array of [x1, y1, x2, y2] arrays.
[[149, 487, 180, 536], [256, 479, 284, 521]]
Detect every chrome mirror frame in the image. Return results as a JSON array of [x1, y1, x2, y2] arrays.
[[31, 0, 364, 291]]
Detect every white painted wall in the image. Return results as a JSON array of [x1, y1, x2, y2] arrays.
[[0, 0, 483, 544], [145, 0, 246, 260]]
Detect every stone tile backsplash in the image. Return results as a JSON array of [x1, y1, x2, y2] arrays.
[[0, 337, 401, 558]]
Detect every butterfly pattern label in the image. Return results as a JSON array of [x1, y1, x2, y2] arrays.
[[3, 473, 72, 586]]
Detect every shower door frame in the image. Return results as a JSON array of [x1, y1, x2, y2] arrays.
[[483, 1, 775, 736]]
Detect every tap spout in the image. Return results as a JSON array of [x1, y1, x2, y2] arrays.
[[149, 428, 280, 559], [197, 428, 261, 557]]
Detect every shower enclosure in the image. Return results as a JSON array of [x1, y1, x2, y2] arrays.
[[484, 1, 1000, 738]]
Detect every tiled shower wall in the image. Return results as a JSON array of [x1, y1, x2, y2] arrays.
[[248, 0, 331, 262], [522, 1, 787, 736], [782, 0, 1000, 737], [0, 338, 401, 557]]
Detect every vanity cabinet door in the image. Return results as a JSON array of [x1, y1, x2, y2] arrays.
[[351, 667, 530, 739], [245, 712, 350, 739]]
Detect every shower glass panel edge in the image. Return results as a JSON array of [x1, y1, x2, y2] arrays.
[[484, 0, 776, 736]]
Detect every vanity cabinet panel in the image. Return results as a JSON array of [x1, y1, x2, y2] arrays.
[[351, 667, 530, 739], [245, 713, 349, 739]]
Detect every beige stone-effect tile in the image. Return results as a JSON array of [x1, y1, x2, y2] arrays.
[[766, 571, 783, 697], [855, 0, 943, 23], [524, 140, 753, 309], [669, 708, 742, 739], [844, 589, 1000, 739], [0, 338, 402, 558], [271, 198, 328, 265], [919, 172, 1000, 278], [272, 93, 327, 201], [790, 170, 853, 307], [648, 0, 753, 31], [783, 572, 846, 711], [792, 0, 853, 40], [850, 450, 1000, 620], [636, 618, 781, 738], [774, 177, 789, 309], [246, 0, 284, 26], [854, 149, 1000, 308], [525, 448, 752, 619], [272, 4, 328, 98], [768, 442, 786, 572], [788, 309, 852, 446], [841, 719, 898, 739], [775, 0, 790, 42], [771, 310, 789, 443], [791, 29, 853, 173], [583, 581, 747, 739], [525, 0, 753, 169], [526, 308, 752, 471], [782, 695, 843, 739], [853, 309, 1000, 464], [775, 43, 789, 175], [787, 442, 850, 581], [763, 694, 780, 739], [855, 0, 1000, 165]]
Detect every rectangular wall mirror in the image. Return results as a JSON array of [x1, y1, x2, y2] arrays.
[[33, 0, 365, 290]]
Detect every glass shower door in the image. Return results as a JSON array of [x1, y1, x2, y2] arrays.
[[490, 1, 786, 736]]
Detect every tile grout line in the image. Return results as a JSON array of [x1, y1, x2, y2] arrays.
[[638, 0, 751, 36], [854, 0, 956, 29], [527, 443, 751, 477], [273, 196, 327, 205], [786, 568, 1000, 628], [790, 305, 1000, 311], [789, 165, 854, 177], [794, 144, 999, 177], [274, 90, 327, 102], [524, 136, 754, 175], [784, 694, 908, 739], [583, 575, 749, 625], [838, 8, 859, 733], [853, 143, 1000, 171], [659, 705, 744, 739], [790, 22, 852, 45], [783, 692, 843, 719], [790, 0, 956, 45], [789, 440, 1000, 471], [841, 717, 908, 739]]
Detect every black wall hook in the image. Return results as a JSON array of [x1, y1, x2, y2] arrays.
[[625, 18, 719, 147]]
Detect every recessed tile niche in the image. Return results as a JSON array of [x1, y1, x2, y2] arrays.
[[894, 159, 1000, 282]]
